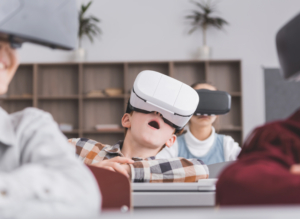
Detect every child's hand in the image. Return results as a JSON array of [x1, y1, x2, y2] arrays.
[[91, 157, 134, 178], [122, 164, 132, 178]]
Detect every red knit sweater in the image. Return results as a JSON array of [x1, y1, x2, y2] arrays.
[[216, 109, 300, 205]]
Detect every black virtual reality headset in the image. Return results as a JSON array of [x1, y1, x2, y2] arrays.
[[276, 12, 300, 81], [194, 89, 231, 116], [0, 0, 77, 50]]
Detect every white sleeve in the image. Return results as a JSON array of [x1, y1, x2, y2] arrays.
[[0, 109, 101, 218], [155, 139, 179, 159], [223, 135, 241, 161]]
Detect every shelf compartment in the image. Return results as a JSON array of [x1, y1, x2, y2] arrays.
[[38, 64, 79, 96], [83, 64, 124, 95], [173, 62, 205, 86], [7, 65, 33, 97], [83, 133, 124, 146], [207, 61, 241, 92], [38, 99, 79, 130], [82, 99, 124, 131], [219, 96, 242, 128], [1, 100, 32, 114], [229, 92, 242, 97], [126, 63, 169, 93]]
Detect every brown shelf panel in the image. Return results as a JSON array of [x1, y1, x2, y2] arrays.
[[128, 61, 170, 64], [82, 99, 124, 130], [38, 64, 79, 96], [207, 61, 241, 92], [173, 60, 206, 64], [0, 96, 33, 100], [38, 95, 79, 100], [124, 94, 131, 98], [173, 62, 206, 85], [229, 92, 241, 97], [7, 65, 33, 97], [24, 60, 241, 65], [83, 128, 124, 134], [82, 64, 124, 94], [83, 95, 125, 99], [39, 99, 79, 130], [82, 62, 124, 65], [1, 100, 33, 114], [126, 63, 169, 93]]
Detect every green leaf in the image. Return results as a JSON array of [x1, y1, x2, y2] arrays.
[[78, 0, 102, 42], [192, 1, 206, 12], [192, 0, 212, 14], [87, 33, 94, 43], [188, 26, 198, 34], [91, 16, 100, 22], [186, 0, 228, 34], [82, 1, 92, 14]]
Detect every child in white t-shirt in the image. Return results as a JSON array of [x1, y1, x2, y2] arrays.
[[156, 83, 241, 165]]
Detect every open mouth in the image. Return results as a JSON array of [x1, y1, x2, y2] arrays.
[[148, 120, 160, 129]]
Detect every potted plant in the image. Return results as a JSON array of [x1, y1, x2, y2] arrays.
[[75, 0, 101, 61], [186, 0, 228, 59]]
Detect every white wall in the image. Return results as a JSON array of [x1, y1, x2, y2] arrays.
[[18, 0, 300, 140]]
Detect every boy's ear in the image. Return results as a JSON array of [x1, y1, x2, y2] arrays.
[[165, 134, 177, 148], [121, 113, 131, 129]]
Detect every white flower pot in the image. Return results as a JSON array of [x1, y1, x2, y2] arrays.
[[198, 46, 212, 59], [73, 48, 86, 61]]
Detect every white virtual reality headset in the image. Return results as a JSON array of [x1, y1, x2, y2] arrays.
[[126, 70, 199, 132]]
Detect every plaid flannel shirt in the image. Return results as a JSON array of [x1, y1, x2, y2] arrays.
[[69, 138, 209, 183]]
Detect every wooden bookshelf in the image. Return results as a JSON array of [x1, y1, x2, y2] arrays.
[[0, 60, 243, 146]]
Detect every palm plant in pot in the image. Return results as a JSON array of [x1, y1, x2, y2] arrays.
[[186, 0, 228, 59], [75, 1, 101, 61]]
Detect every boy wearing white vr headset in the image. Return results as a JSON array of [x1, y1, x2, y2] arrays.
[[69, 71, 209, 182]]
